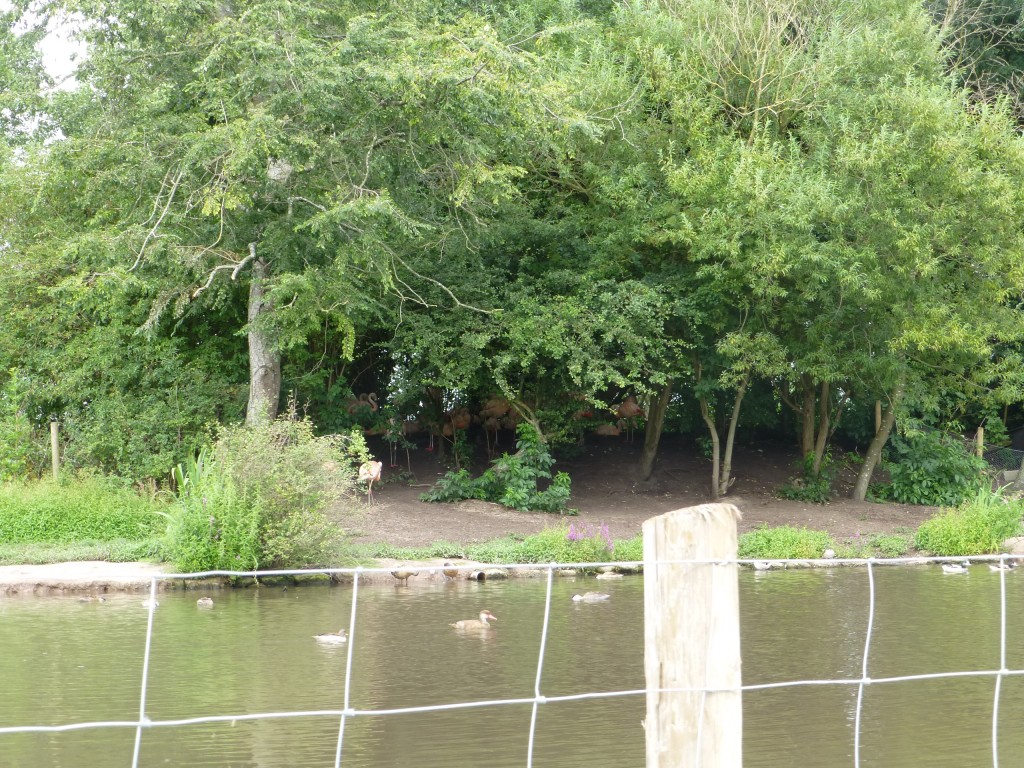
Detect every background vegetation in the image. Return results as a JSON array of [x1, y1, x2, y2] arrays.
[[2, 0, 1024, 566]]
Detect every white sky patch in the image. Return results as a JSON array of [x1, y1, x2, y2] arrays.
[[3, 0, 86, 91]]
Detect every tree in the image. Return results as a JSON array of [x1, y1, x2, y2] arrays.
[[11, 0, 561, 431]]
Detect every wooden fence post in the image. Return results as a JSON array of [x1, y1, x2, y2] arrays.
[[50, 420, 60, 480], [976, 426, 984, 458], [643, 503, 743, 768]]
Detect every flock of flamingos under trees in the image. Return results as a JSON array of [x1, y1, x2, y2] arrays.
[[349, 392, 647, 504]]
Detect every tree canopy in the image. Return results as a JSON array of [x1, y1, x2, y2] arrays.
[[2, 0, 1023, 500]]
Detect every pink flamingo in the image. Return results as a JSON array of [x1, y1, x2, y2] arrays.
[[358, 460, 383, 504]]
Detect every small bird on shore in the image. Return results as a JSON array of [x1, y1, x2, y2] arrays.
[[313, 629, 348, 645], [442, 562, 461, 581], [391, 568, 418, 586], [451, 610, 497, 630], [572, 592, 611, 603]]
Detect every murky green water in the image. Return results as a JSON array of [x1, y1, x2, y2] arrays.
[[2, 566, 1024, 767]]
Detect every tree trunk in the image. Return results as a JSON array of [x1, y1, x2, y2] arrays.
[[718, 378, 748, 497], [639, 382, 673, 481], [800, 374, 815, 457], [811, 380, 830, 476], [699, 395, 722, 500], [852, 387, 902, 501], [245, 251, 281, 426]]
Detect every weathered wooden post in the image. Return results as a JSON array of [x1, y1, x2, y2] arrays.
[[643, 503, 742, 768], [976, 426, 984, 458], [50, 420, 60, 480]]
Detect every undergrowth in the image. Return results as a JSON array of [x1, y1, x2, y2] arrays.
[[421, 424, 572, 513]]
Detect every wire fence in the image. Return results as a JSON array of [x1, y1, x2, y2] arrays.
[[2, 555, 1024, 767]]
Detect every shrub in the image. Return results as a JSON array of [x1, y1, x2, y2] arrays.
[[164, 417, 364, 571], [914, 487, 1024, 556], [738, 525, 835, 559], [0, 476, 164, 544], [874, 431, 986, 506], [422, 424, 573, 513], [777, 453, 835, 504]]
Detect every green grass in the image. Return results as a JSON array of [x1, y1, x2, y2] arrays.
[[0, 477, 166, 544], [0, 537, 165, 566], [352, 525, 643, 565]]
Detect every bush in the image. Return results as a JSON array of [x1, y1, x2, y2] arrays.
[[0, 476, 164, 544], [164, 418, 364, 572], [738, 525, 835, 559], [777, 452, 835, 504], [914, 487, 1024, 556], [874, 431, 986, 506], [422, 424, 573, 513]]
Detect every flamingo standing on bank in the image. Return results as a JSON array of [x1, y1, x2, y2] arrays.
[[616, 396, 646, 442], [358, 460, 383, 504]]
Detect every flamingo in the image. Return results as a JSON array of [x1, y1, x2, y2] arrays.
[[358, 460, 383, 504], [616, 396, 646, 442], [346, 392, 379, 415]]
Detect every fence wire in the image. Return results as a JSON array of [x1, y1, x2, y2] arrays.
[[1, 556, 1021, 768]]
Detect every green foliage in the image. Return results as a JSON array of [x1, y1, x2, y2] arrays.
[[875, 431, 987, 506], [0, 371, 38, 481], [738, 526, 836, 560], [914, 486, 1024, 555], [611, 533, 643, 562], [164, 417, 362, 571], [868, 533, 911, 558], [463, 524, 608, 563], [0, 476, 164, 544], [422, 424, 573, 512]]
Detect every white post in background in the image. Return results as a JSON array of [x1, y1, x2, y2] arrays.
[[643, 503, 743, 768], [50, 420, 60, 480]]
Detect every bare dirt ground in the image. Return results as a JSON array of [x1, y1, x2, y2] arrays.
[[350, 435, 936, 547]]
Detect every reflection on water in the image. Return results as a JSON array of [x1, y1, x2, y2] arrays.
[[2, 566, 1024, 766]]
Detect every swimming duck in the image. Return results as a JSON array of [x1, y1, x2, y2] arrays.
[[391, 568, 418, 586], [450, 610, 497, 630], [313, 629, 348, 644], [990, 560, 1016, 572], [78, 595, 107, 603], [197, 597, 214, 608], [942, 561, 970, 574], [752, 561, 772, 571], [595, 572, 624, 581], [572, 592, 611, 603]]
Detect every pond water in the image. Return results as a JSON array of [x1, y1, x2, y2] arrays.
[[2, 565, 1024, 767]]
